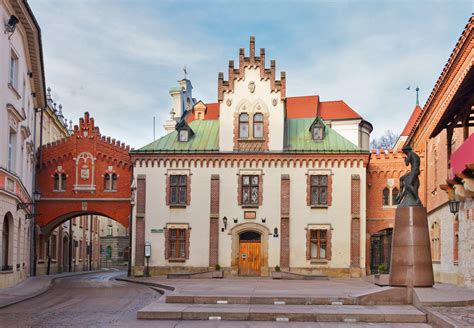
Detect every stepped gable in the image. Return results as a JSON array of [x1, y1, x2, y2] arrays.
[[39, 112, 131, 169], [218, 36, 286, 101]]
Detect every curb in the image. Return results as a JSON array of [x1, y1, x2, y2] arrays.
[[0, 270, 101, 309], [115, 277, 175, 291]]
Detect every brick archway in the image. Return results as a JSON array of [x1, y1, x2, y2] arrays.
[[36, 112, 132, 231]]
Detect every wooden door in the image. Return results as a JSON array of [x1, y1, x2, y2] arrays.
[[238, 241, 261, 276]]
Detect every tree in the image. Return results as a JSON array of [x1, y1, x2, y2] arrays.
[[370, 130, 399, 150]]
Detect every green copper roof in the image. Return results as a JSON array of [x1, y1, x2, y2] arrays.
[[137, 118, 366, 153], [139, 120, 219, 152], [285, 118, 364, 153]]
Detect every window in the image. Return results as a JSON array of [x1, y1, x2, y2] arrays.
[[170, 175, 187, 205], [178, 129, 189, 142], [310, 229, 327, 259], [38, 234, 45, 261], [54, 173, 66, 191], [51, 235, 57, 260], [9, 50, 19, 90], [79, 240, 83, 260], [382, 187, 390, 206], [310, 175, 328, 206], [242, 175, 259, 205], [2, 216, 10, 271], [239, 113, 249, 138], [106, 246, 112, 259], [106, 225, 113, 237], [168, 229, 186, 259], [104, 173, 117, 191], [392, 187, 399, 205], [431, 222, 440, 261], [312, 124, 324, 140], [8, 129, 16, 172], [253, 113, 264, 138]]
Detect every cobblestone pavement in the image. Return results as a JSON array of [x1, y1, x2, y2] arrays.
[[427, 305, 474, 327], [0, 269, 160, 327], [0, 271, 433, 327]]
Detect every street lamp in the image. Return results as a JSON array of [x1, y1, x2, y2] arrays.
[[222, 216, 228, 232], [17, 191, 41, 211], [449, 199, 460, 214]]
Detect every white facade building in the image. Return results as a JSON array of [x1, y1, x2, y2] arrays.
[[0, 0, 46, 288], [131, 38, 372, 278]]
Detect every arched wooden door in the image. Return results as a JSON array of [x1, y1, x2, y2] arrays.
[[238, 231, 261, 276]]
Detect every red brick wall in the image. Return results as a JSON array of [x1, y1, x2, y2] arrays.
[[209, 175, 219, 266], [351, 175, 361, 268], [280, 175, 290, 268]]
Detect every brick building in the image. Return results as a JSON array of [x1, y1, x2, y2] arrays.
[[131, 37, 373, 277]]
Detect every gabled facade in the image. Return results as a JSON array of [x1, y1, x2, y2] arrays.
[[131, 37, 372, 277]]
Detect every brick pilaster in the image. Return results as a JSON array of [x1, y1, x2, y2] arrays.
[[209, 175, 219, 266], [350, 174, 361, 268], [280, 174, 290, 268], [135, 175, 146, 267]]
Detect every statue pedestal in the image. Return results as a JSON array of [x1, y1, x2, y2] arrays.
[[389, 206, 434, 287]]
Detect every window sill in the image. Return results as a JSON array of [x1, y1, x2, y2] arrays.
[[454, 261, 459, 266], [53, 190, 66, 193], [0, 270, 14, 274], [168, 258, 186, 263], [382, 206, 397, 209], [242, 204, 259, 209], [104, 190, 117, 193], [169, 204, 187, 208], [310, 259, 328, 264], [432, 260, 441, 264], [311, 205, 328, 209], [237, 138, 265, 142], [8, 83, 21, 99], [37, 260, 45, 264]]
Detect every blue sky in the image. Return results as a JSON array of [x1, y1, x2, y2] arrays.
[[30, 0, 472, 148]]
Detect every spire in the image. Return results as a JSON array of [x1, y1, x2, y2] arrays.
[[416, 86, 420, 106]]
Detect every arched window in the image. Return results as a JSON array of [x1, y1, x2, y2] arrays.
[[392, 187, 399, 205], [54, 173, 66, 191], [382, 187, 390, 206], [253, 113, 264, 138], [431, 222, 440, 261], [111, 173, 117, 190], [2, 215, 11, 271], [239, 113, 249, 138], [104, 173, 117, 191], [104, 173, 110, 190], [453, 216, 459, 263]]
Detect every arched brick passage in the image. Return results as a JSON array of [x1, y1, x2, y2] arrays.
[[36, 113, 132, 231]]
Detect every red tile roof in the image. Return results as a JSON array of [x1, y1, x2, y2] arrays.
[[186, 97, 363, 123], [318, 100, 362, 120], [401, 105, 422, 136], [187, 102, 220, 123]]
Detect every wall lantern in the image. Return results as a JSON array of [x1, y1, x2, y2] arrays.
[[221, 216, 228, 232], [273, 227, 279, 238], [17, 191, 41, 211], [233, 217, 238, 224], [4, 15, 19, 39], [449, 200, 460, 215], [261, 217, 266, 223]]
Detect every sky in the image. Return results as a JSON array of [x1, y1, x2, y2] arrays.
[[29, 0, 473, 149]]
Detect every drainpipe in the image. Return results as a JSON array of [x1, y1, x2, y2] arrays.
[[68, 221, 73, 272], [89, 215, 93, 270], [128, 166, 135, 277], [46, 235, 51, 275]]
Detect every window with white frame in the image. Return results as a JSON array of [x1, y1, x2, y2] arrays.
[[9, 50, 19, 90], [104, 173, 117, 191], [382, 187, 400, 207], [54, 173, 66, 191], [8, 129, 16, 172]]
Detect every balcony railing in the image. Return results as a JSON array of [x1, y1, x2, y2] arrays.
[[1, 265, 13, 272]]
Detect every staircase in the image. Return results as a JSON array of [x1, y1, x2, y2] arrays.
[[138, 294, 427, 323]]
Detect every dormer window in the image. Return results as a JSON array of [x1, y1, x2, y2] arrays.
[[310, 118, 325, 141], [179, 129, 189, 142]]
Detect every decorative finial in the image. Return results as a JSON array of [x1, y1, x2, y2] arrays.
[[415, 86, 420, 106], [183, 66, 187, 80]]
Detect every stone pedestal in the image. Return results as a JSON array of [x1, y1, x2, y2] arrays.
[[389, 206, 434, 287]]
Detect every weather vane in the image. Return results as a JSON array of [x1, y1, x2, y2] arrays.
[[406, 85, 420, 105], [183, 66, 188, 79]]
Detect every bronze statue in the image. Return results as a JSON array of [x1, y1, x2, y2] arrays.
[[397, 145, 422, 207]]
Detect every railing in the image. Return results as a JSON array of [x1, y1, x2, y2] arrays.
[[1, 265, 13, 272]]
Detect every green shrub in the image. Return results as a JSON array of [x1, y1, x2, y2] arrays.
[[274, 265, 281, 272], [378, 263, 388, 273], [215, 264, 221, 271]]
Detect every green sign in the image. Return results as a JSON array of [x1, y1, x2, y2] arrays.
[[151, 228, 163, 233]]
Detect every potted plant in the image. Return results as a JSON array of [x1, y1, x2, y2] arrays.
[[212, 264, 224, 278], [271, 265, 282, 279]]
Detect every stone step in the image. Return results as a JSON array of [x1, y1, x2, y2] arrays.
[[137, 303, 427, 323], [166, 295, 357, 305]]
